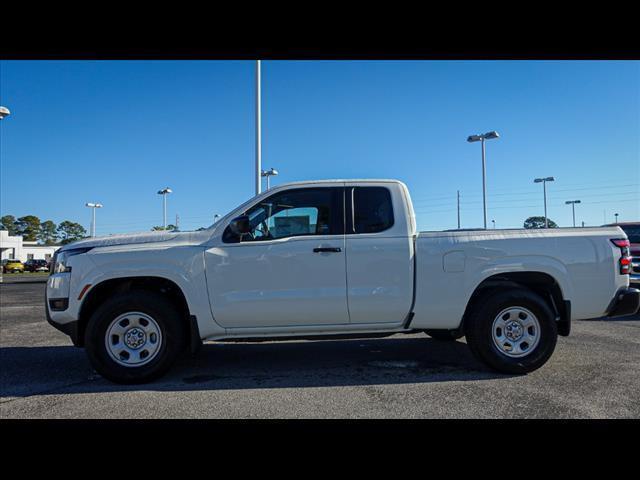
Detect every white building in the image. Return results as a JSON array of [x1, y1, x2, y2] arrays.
[[0, 230, 61, 262]]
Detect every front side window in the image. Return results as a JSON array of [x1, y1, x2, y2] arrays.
[[224, 187, 344, 243], [351, 187, 394, 234]]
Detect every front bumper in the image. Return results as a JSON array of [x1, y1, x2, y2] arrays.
[[45, 288, 81, 346], [606, 287, 640, 318]]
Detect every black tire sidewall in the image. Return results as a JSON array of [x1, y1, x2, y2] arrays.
[[85, 291, 186, 384], [466, 288, 558, 374]]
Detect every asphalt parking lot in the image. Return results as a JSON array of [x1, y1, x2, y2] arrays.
[[1, 280, 639, 418]]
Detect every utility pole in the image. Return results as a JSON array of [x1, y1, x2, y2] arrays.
[[255, 60, 262, 196], [457, 190, 461, 229]]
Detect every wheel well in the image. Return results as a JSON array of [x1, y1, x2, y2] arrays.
[[461, 272, 570, 336], [77, 276, 191, 347]]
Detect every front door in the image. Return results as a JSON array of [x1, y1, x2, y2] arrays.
[[205, 186, 349, 329]]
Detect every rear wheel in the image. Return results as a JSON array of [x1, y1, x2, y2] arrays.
[[464, 288, 558, 374], [85, 291, 187, 384]]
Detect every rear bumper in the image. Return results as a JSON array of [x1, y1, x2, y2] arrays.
[[606, 287, 640, 318]]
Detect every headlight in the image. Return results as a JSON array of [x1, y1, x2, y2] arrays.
[[52, 247, 93, 274]]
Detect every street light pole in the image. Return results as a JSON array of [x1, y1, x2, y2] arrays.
[[534, 177, 555, 228], [0, 106, 11, 284], [492, 219, 496, 229], [615, 213, 619, 223], [157, 188, 172, 229], [261, 167, 279, 190], [457, 190, 461, 229], [255, 60, 262, 196], [467, 131, 499, 229], [85, 203, 103, 237], [565, 200, 581, 227]]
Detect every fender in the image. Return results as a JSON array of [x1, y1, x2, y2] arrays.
[[76, 246, 224, 339], [469, 254, 573, 305]]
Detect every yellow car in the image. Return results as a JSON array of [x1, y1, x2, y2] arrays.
[[2, 259, 25, 273]]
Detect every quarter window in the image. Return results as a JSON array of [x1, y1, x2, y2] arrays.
[[352, 187, 394, 234]]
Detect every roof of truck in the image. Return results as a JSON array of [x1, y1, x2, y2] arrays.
[[273, 179, 404, 186]]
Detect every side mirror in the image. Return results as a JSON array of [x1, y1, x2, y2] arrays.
[[228, 215, 251, 236]]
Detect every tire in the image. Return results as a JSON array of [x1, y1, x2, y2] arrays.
[[84, 290, 187, 384], [425, 329, 464, 341], [464, 288, 558, 374]]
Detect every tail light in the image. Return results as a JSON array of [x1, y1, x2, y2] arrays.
[[611, 239, 632, 275]]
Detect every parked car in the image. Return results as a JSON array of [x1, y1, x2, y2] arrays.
[[3, 259, 25, 273], [24, 259, 50, 272], [604, 222, 639, 288], [46, 179, 640, 384]]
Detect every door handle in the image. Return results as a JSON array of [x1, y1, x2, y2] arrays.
[[313, 247, 342, 253]]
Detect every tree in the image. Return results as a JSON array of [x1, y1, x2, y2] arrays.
[[15, 215, 42, 241], [151, 225, 177, 231], [524, 216, 558, 229], [57, 221, 87, 245], [1, 215, 18, 235], [38, 220, 58, 245]]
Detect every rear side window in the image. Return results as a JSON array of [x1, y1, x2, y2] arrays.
[[352, 187, 394, 234], [621, 225, 640, 244]]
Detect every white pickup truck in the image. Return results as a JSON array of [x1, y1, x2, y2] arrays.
[[46, 179, 639, 383]]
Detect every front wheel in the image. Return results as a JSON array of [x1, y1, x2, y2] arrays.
[[85, 291, 187, 384], [464, 288, 558, 374]]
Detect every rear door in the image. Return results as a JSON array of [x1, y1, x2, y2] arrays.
[[345, 185, 414, 324]]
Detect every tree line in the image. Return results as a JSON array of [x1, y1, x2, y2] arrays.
[[1, 215, 87, 245]]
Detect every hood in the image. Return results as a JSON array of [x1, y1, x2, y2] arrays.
[[59, 229, 215, 252]]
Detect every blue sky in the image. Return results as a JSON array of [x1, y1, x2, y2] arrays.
[[1, 60, 638, 235]]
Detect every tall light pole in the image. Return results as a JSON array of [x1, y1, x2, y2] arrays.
[[491, 219, 496, 229], [213, 214, 221, 224], [0, 106, 10, 284], [565, 200, 581, 227], [467, 131, 499, 229], [157, 187, 172, 229], [85, 203, 103, 237], [456, 190, 461, 229], [534, 177, 555, 228], [615, 213, 619, 224], [255, 60, 262, 196], [261, 167, 279, 190]]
